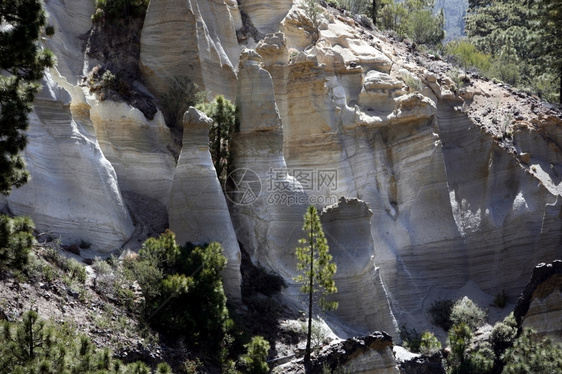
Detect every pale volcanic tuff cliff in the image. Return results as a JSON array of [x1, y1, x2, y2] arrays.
[[1, 0, 561, 340]]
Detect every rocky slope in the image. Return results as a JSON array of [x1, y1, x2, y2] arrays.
[[2, 0, 562, 351]]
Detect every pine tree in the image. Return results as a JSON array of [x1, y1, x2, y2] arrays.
[[294, 205, 337, 368], [198, 95, 236, 184], [535, 0, 562, 104], [465, 0, 561, 102], [378, 0, 445, 46], [240, 336, 270, 374], [0, 0, 56, 195], [502, 328, 562, 373], [0, 215, 35, 270]]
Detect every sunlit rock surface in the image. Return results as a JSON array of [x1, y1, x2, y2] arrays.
[[229, 49, 306, 274], [21, 0, 562, 337], [88, 99, 175, 208], [314, 332, 399, 374], [43, 0, 95, 84], [2, 74, 134, 252]]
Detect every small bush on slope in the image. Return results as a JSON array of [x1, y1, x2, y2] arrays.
[[502, 329, 562, 374], [450, 296, 487, 331], [0, 310, 170, 374], [428, 298, 454, 331], [0, 215, 35, 272]]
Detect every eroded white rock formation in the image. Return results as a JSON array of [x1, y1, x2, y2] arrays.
[[169, 107, 242, 300], [2, 74, 134, 251], [20, 0, 562, 342], [88, 100, 175, 208], [321, 198, 397, 335], [140, 0, 240, 101]]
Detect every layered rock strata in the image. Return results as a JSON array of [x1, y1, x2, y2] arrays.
[[88, 100, 175, 208], [21, 0, 562, 334], [140, 0, 240, 101], [2, 74, 134, 251], [321, 198, 397, 335]]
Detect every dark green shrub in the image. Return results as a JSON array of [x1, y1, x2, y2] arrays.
[[490, 313, 517, 357], [239, 336, 270, 374], [493, 290, 508, 309], [428, 298, 454, 331], [0, 215, 35, 271], [419, 331, 442, 356], [45, 25, 55, 36], [101, 70, 116, 89], [126, 231, 232, 360], [197, 95, 237, 184], [400, 324, 422, 352], [465, 343, 494, 374], [156, 362, 174, 374], [447, 323, 472, 374]]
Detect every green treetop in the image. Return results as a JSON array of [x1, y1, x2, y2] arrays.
[[0, 0, 56, 195], [197, 95, 237, 184], [465, 0, 561, 102]]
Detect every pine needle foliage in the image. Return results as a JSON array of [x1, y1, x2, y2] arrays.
[[197, 95, 237, 185], [0, 310, 166, 373], [294, 205, 338, 366], [0, 0, 56, 195]]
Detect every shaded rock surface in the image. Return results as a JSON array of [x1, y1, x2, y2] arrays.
[[514, 260, 562, 342], [140, 0, 239, 101]]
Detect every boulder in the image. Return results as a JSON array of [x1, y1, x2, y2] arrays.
[[312, 332, 399, 374]]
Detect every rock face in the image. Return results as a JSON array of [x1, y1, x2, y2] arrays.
[[169, 107, 242, 300], [229, 48, 306, 275], [321, 198, 397, 335], [514, 261, 562, 342], [18, 0, 562, 339], [2, 74, 134, 251], [239, 0, 293, 35], [140, 0, 239, 101], [88, 99, 175, 208]]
